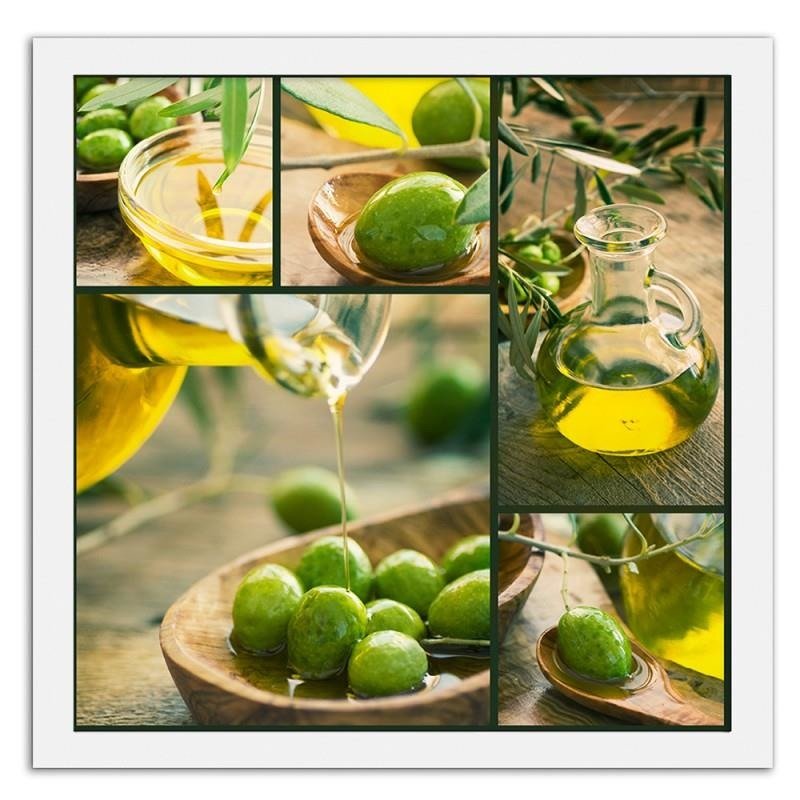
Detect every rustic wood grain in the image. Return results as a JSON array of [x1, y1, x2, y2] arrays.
[[281, 118, 487, 287], [161, 492, 490, 726], [498, 79, 725, 507], [498, 519, 724, 727]]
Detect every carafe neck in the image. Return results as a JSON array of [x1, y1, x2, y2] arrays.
[[589, 249, 654, 324]]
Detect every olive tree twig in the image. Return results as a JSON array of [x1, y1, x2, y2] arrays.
[[76, 473, 273, 556], [281, 138, 489, 170], [498, 514, 723, 570]]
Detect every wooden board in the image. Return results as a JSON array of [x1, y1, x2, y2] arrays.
[[498, 79, 725, 507], [498, 520, 724, 727]]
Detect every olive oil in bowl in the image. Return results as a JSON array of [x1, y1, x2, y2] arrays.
[[118, 123, 273, 286]]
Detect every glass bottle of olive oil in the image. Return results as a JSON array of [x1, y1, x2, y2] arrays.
[[535, 205, 719, 455], [76, 293, 391, 492], [620, 513, 724, 679]]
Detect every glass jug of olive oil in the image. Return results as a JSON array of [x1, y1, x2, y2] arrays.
[[535, 204, 719, 455], [76, 293, 391, 492], [620, 513, 724, 679]]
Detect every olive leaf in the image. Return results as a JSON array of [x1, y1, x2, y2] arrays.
[[651, 127, 705, 156], [555, 146, 641, 176], [159, 85, 223, 117], [615, 182, 666, 204], [563, 84, 604, 122], [692, 96, 706, 145], [685, 175, 717, 210], [499, 247, 571, 277], [531, 151, 542, 182], [498, 117, 529, 155], [454, 169, 490, 224], [594, 171, 614, 204], [214, 78, 250, 191], [179, 369, 214, 438], [532, 77, 565, 102], [573, 166, 587, 219], [499, 152, 515, 214], [79, 77, 178, 111], [696, 152, 724, 210], [632, 125, 678, 151], [280, 78, 405, 141]]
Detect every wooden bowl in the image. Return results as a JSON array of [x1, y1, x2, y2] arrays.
[[307, 172, 490, 287], [76, 83, 194, 213], [160, 491, 490, 726], [498, 513, 545, 641], [499, 231, 591, 320]]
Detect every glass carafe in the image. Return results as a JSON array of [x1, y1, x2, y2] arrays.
[[535, 204, 719, 455], [620, 513, 724, 679], [76, 293, 391, 492]]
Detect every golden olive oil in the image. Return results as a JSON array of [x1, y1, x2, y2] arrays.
[[77, 295, 364, 494], [620, 514, 724, 679], [123, 150, 272, 286], [535, 321, 719, 455], [305, 78, 444, 148]]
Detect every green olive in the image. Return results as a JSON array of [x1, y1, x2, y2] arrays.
[[534, 273, 561, 295], [270, 466, 358, 534], [354, 172, 477, 271], [75, 77, 106, 104], [406, 358, 485, 445], [570, 115, 594, 136], [287, 586, 367, 679], [541, 240, 562, 263], [365, 598, 426, 641], [576, 514, 629, 559], [411, 78, 490, 171], [76, 108, 129, 139], [557, 606, 633, 681], [77, 128, 133, 171], [440, 535, 490, 583], [348, 630, 428, 697], [296, 535, 373, 602], [374, 549, 444, 618], [129, 95, 176, 142], [231, 563, 303, 653], [427, 569, 490, 640], [517, 243, 544, 262]]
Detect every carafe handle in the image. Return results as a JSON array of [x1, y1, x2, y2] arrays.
[[647, 267, 703, 348]]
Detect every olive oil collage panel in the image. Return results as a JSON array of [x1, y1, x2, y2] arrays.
[[74, 75, 727, 731]]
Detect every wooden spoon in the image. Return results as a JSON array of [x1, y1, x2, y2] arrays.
[[307, 172, 490, 287], [536, 626, 722, 726]]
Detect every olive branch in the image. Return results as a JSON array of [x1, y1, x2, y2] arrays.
[[496, 77, 726, 387]]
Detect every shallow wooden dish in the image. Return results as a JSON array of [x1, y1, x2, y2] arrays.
[[498, 513, 545, 641], [499, 231, 591, 321], [307, 172, 490, 287], [76, 84, 193, 213], [160, 491, 490, 726]]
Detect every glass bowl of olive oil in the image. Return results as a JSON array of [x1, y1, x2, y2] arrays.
[[118, 123, 273, 286]]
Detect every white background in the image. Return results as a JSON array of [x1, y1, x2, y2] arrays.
[[6, 0, 799, 794]]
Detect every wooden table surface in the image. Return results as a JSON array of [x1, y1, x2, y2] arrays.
[[498, 78, 725, 506], [76, 296, 489, 726], [499, 516, 724, 727], [280, 117, 486, 287]]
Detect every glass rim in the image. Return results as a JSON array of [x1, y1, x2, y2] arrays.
[[574, 203, 667, 253], [117, 121, 273, 257]]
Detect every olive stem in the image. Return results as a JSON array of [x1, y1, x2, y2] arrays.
[[498, 516, 723, 568], [77, 473, 273, 556], [281, 138, 489, 171]]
